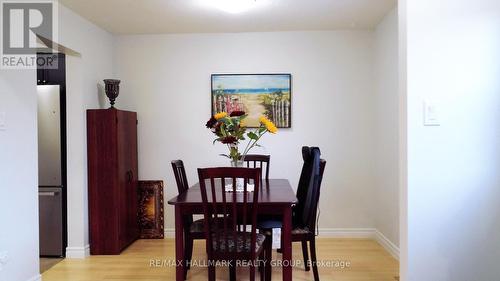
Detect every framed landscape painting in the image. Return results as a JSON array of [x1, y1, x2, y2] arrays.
[[138, 180, 164, 239], [211, 74, 292, 128]]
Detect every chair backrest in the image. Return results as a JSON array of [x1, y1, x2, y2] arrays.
[[240, 154, 270, 180], [171, 160, 193, 228], [294, 147, 314, 221], [197, 167, 261, 259], [171, 160, 189, 194], [294, 147, 326, 231], [301, 157, 326, 231]]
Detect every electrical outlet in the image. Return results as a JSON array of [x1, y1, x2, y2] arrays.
[[0, 251, 9, 271]]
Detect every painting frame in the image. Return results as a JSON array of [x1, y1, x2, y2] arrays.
[[211, 73, 292, 128], [138, 180, 164, 239]]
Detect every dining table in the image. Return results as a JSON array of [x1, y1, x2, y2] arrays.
[[167, 178, 297, 281]]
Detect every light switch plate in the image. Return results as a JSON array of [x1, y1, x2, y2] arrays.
[[0, 112, 6, 131], [423, 100, 440, 126]]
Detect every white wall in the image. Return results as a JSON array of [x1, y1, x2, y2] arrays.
[[113, 31, 378, 232], [58, 4, 114, 258], [398, 0, 408, 279], [405, 0, 500, 280], [0, 70, 39, 281], [374, 8, 400, 250]]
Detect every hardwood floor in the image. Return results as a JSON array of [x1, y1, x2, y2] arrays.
[[40, 258, 63, 273], [42, 238, 399, 281]]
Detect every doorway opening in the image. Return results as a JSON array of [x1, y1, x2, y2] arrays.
[[37, 53, 67, 273]]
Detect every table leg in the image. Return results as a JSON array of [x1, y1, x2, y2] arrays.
[[282, 206, 292, 281], [175, 205, 185, 281]]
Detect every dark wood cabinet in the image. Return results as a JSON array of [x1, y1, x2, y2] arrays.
[[37, 53, 66, 85], [87, 108, 139, 255]]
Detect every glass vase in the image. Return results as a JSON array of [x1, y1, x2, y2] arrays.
[[230, 160, 245, 190], [230, 160, 245, 167]]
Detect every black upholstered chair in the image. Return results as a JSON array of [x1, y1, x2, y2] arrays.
[[263, 147, 326, 281], [289, 150, 326, 281]]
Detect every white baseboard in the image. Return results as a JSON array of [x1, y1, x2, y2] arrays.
[[26, 274, 41, 281], [317, 228, 376, 238], [374, 230, 400, 260], [164, 229, 175, 238], [65, 244, 90, 259], [164, 227, 400, 260], [319, 228, 400, 260]]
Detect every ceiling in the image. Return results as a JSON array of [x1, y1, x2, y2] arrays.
[[59, 0, 397, 35]]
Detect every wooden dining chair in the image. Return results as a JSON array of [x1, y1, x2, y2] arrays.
[[241, 154, 278, 234], [197, 167, 271, 281], [241, 154, 270, 180], [171, 160, 206, 279]]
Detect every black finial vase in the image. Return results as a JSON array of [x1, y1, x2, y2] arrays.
[[104, 79, 120, 108]]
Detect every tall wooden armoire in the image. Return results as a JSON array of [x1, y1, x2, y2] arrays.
[[87, 108, 139, 255]]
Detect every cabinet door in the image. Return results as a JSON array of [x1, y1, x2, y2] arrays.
[[87, 109, 120, 254], [117, 110, 139, 248]]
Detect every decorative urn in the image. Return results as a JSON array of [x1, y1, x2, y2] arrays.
[[103, 79, 121, 108]]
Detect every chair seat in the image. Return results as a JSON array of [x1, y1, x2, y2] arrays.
[[292, 226, 313, 236], [211, 232, 266, 253]]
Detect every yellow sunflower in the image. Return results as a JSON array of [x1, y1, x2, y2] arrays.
[[214, 112, 227, 120], [239, 118, 247, 127], [265, 121, 278, 134], [259, 116, 271, 124], [259, 116, 278, 134]]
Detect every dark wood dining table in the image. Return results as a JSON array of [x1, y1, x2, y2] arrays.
[[167, 179, 297, 281]]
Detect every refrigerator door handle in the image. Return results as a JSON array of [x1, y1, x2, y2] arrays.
[[39, 191, 59, 196]]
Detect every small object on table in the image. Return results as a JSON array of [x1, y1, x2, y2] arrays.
[[224, 182, 255, 192]]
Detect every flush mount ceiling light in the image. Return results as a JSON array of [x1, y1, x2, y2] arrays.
[[200, 0, 268, 14]]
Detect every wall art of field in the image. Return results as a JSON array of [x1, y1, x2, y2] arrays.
[[211, 74, 291, 128]]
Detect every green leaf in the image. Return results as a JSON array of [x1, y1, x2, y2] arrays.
[[247, 131, 259, 140]]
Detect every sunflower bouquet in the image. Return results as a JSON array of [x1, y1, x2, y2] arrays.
[[205, 111, 277, 164]]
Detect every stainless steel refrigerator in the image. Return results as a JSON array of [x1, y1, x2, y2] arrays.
[[37, 85, 64, 257]]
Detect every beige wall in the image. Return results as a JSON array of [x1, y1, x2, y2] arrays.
[[113, 30, 380, 233], [374, 7, 400, 250], [58, 4, 114, 258]]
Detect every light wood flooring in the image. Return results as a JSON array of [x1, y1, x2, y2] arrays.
[[40, 258, 63, 273], [42, 238, 399, 281]]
